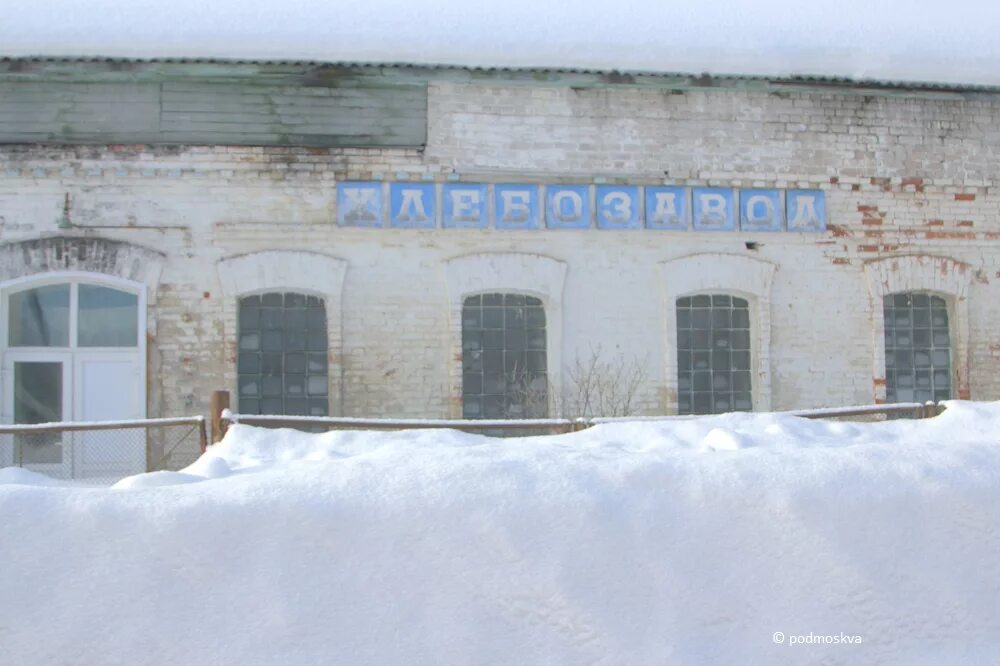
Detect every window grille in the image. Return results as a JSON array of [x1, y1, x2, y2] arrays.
[[883, 292, 951, 403], [462, 293, 547, 418], [676, 294, 752, 415], [237, 292, 328, 416]]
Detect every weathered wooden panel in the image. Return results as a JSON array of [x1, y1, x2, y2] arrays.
[[0, 80, 427, 147]]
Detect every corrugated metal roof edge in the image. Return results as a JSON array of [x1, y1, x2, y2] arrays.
[[2, 55, 999, 93]]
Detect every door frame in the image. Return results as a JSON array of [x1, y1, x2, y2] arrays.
[[0, 272, 147, 479]]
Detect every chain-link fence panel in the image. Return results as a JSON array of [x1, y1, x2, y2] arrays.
[[0, 417, 207, 485]]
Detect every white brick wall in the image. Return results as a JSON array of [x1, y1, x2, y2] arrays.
[[2, 81, 1000, 466]]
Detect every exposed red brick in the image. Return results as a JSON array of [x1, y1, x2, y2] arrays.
[[862, 217, 883, 225], [829, 176, 839, 184], [828, 224, 853, 238], [927, 219, 944, 226], [901, 177, 923, 187], [203, 291, 211, 299], [925, 231, 976, 240], [958, 220, 974, 227], [851, 184, 861, 191], [857, 205, 878, 213], [859, 244, 879, 252], [954, 193, 976, 201], [959, 389, 971, 400], [864, 230, 883, 238], [881, 245, 900, 252], [831, 258, 851, 265], [873, 378, 886, 387]]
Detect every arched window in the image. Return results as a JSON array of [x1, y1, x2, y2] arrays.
[[676, 294, 752, 415], [883, 292, 951, 403], [462, 293, 547, 418], [237, 292, 328, 416], [8, 282, 138, 349]]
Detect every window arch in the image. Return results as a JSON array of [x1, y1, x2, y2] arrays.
[[236, 291, 329, 416], [660, 254, 776, 412], [217, 251, 346, 416], [445, 253, 566, 418], [461, 292, 548, 418], [675, 293, 752, 415], [863, 255, 970, 402]]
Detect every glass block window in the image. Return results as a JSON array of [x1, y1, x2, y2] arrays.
[[237, 292, 329, 416], [462, 293, 547, 418], [884, 292, 951, 403], [676, 294, 752, 415]]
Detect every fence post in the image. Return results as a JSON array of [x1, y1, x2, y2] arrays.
[[198, 418, 208, 453], [210, 390, 230, 444]]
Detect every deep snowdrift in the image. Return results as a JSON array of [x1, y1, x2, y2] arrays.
[[3, 402, 1000, 665]]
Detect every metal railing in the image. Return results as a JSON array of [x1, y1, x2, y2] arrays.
[[0, 416, 207, 484], [210, 390, 945, 442]]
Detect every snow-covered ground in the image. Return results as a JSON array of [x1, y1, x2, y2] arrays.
[[3, 402, 1000, 664], [3, 0, 1000, 87]]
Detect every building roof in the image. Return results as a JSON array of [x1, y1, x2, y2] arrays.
[[1, 0, 998, 89]]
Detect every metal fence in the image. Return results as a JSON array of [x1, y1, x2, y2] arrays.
[[213, 393, 944, 442], [0, 416, 207, 485]]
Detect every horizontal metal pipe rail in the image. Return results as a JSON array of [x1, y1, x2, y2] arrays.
[[0, 416, 205, 434], [217, 401, 945, 439], [0, 416, 209, 456]]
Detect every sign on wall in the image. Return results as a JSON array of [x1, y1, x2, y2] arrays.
[[336, 182, 826, 232]]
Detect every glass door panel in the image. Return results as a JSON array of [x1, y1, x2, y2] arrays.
[[8, 359, 72, 478]]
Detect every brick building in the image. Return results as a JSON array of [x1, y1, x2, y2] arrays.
[[1, 58, 998, 471]]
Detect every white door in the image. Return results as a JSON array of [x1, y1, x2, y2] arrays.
[[1, 276, 147, 482], [73, 354, 144, 479], [1, 353, 73, 479]]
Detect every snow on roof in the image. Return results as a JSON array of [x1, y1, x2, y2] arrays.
[[2, 0, 1000, 88], [3, 402, 1000, 662]]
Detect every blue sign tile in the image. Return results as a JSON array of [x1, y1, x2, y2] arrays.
[[389, 182, 436, 228], [337, 181, 383, 227], [739, 189, 783, 232], [786, 190, 827, 232], [692, 188, 736, 231], [443, 183, 489, 228], [494, 184, 539, 230], [645, 186, 689, 230], [596, 185, 641, 230], [546, 185, 591, 229]]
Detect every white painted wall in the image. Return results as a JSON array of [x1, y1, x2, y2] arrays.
[[2, 83, 1000, 466]]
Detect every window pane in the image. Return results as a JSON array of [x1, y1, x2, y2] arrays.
[[8, 284, 70, 347], [676, 294, 752, 415], [14, 362, 63, 464], [238, 292, 328, 416], [78, 285, 139, 347], [462, 293, 547, 419], [884, 292, 950, 403]]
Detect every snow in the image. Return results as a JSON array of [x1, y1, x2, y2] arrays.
[[2, 0, 1000, 87], [3, 401, 1000, 664]]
